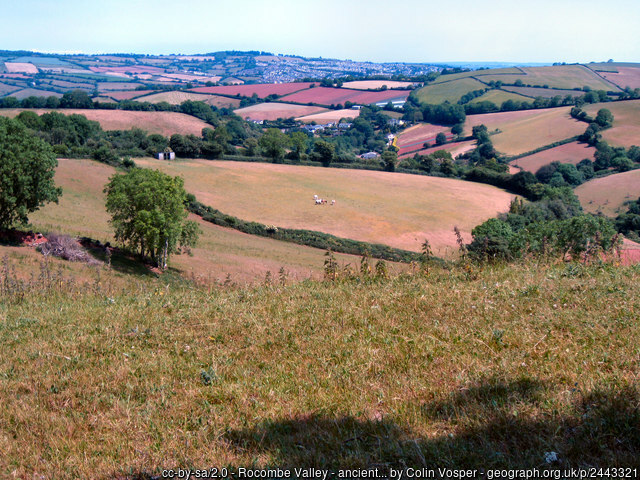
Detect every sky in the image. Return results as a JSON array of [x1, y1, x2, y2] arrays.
[[2, 0, 639, 64]]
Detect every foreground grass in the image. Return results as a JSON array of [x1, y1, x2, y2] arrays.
[[1, 260, 639, 477]]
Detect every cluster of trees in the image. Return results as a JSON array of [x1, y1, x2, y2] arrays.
[[468, 188, 618, 261], [615, 197, 640, 242]]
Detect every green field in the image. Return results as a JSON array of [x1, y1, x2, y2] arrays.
[[134, 158, 517, 256], [430, 67, 522, 84], [479, 65, 619, 91], [414, 77, 487, 104], [469, 89, 529, 105]]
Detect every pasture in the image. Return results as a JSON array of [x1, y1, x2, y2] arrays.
[[4, 62, 38, 74], [295, 108, 360, 123], [0, 108, 210, 136], [104, 90, 156, 101], [414, 77, 486, 104], [234, 102, 328, 121], [465, 106, 585, 156], [97, 82, 145, 91], [502, 86, 585, 99], [189, 82, 316, 98], [280, 87, 411, 107], [583, 100, 640, 148], [429, 67, 522, 84], [596, 66, 640, 89], [133, 91, 241, 108], [134, 158, 516, 256], [395, 123, 452, 156], [27, 158, 363, 283], [4, 88, 61, 99], [511, 142, 595, 173], [341, 80, 415, 90], [479, 65, 618, 91], [398, 140, 476, 160], [469, 89, 529, 104], [575, 169, 640, 217]]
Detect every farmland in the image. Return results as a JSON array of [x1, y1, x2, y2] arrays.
[[341, 80, 415, 90], [28, 158, 363, 283], [575, 169, 640, 217], [133, 91, 241, 108], [0, 108, 210, 136], [234, 102, 328, 121], [479, 65, 619, 91], [511, 142, 595, 173], [189, 82, 316, 98], [398, 140, 476, 160], [429, 67, 522, 84], [295, 108, 360, 123], [280, 87, 411, 107], [583, 100, 640, 148], [465, 107, 585, 156], [469, 89, 529, 104], [134, 158, 516, 256], [414, 78, 487, 104], [4, 62, 39, 74], [395, 123, 452, 156], [103, 90, 155, 101], [593, 66, 640, 89], [502, 86, 585, 99]]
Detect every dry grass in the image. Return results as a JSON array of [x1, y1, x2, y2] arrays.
[[295, 108, 360, 123], [1, 260, 638, 477], [480, 65, 618, 91], [429, 67, 522, 84], [235, 102, 328, 121], [6, 88, 62, 99], [27, 159, 365, 283], [0, 109, 210, 136], [465, 107, 585, 156], [4, 62, 38, 74], [133, 91, 241, 108], [398, 140, 476, 160], [512, 142, 595, 173], [575, 169, 640, 217], [583, 100, 640, 148], [597, 67, 640, 90], [502, 86, 585, 99], [134, 158, 516, 256]]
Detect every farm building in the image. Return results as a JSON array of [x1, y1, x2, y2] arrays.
[[360, 152, 380, 160], [157, 149, 175, 160]]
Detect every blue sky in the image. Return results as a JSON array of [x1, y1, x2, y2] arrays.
[[2, 0, 639, 63]]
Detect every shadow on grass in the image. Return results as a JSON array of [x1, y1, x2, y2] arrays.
[[110, 379, 640, 479], [83, 244, 157, 277], [221, 378, 639, 469]]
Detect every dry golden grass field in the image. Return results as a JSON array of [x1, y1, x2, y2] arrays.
[[479, 65, 618, 91], [295, 108, 360, 123], [575, 169, 640, 217], [398, 140, 476, 160], [135, 158, 517, 256], [134, 91, 241, 108], [465, 107, 585, 156], [0, 109, 210, 136], [234, 102, 328, 121], [597, 66, 640, 89], [583, 100, 640, 149], [511, 142, 595, 173], [25, 159, 369, 284]]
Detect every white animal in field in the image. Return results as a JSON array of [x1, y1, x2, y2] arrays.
[[315, 198, 323, 205], [331, 199, 335, 205]]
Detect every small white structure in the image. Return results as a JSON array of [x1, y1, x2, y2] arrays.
[[157, 150, 175, 160]]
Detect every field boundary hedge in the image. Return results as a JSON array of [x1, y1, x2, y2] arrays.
[[187, 199, 431, 264]]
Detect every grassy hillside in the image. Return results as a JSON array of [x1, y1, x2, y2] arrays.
[[2, 260, 638, 477], [0, 108, 210, 136], [414, 77, 486, 104], [576, 169, 640, 217], [511, 142, 595, 173], [465, 107, 584, 156], [26, 158, 370, 283], [134, 158, 516, 255], [583, 100, 640, 148]]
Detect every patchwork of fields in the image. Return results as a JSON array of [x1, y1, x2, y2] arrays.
[[234, 102, 328, 121], [583, 100, 640, 148]]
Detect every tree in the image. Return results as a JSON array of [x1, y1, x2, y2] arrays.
[[104, 168, 200, 270], [435, 132, 447, 145], [381, 150, 398, 172], [289, 131, 308, 160], [595, 109, 614, 128], [259, 128, 289, 162], [0, 117, 61, 229], [313, 140, 335, 167]]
